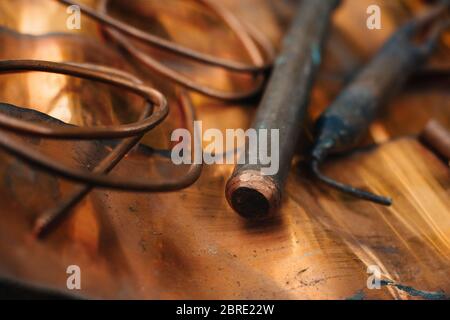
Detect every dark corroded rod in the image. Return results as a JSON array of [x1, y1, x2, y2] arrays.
[[225, 0, 340, 219], [310, 3, 450, 205]]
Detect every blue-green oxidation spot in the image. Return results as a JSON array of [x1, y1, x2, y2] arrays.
[[275, 55, 286, 66], [257, 123, 269, 130], [311, 43, 321, 66], [346, 290, 365, 300], [381, 280, 447, 300]]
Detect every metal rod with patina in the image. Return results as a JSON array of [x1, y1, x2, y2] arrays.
[[310, 2, 450, 206], [225, 0, 341, 219]]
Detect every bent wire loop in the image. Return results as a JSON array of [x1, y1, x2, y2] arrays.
[[0, 60, 202, 192], [33, 91, 201, 238], [56, 0, 274, 101], [0, 60, 167, 139]]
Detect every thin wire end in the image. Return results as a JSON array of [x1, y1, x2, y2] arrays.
[[311, 159, 393, 206]]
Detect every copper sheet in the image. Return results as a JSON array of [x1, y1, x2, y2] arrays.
[[0, 0, 448, 299]]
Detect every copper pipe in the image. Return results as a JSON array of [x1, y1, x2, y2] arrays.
[[225, 0, 340, 219]]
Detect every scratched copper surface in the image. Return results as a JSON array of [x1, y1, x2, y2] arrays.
[[0, 0, 449, 299]]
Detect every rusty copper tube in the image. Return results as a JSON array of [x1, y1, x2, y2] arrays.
[[225, 0, 340, 219], [33, 91, 201, 238]]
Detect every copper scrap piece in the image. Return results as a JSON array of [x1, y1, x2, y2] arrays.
[[34, 90, 201, 238], [225, 0, 340, 218], [4, 0, 271, 238]]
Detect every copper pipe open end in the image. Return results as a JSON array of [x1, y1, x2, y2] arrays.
[[226, 170, 281, 219], [420, 119, 450, 163], [32, 219, 48, 239]]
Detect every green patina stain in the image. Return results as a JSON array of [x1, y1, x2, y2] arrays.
[[311, 43, 321, 66], [346, 290, 365, 300], [381, 280, 447, 300]]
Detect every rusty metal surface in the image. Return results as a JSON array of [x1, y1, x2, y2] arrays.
[[0, 0, 448, 300]]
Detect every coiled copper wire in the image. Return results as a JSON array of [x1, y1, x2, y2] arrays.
[[33, 89, 201, 237], [0, 60, 201, 236], [0, 60, 167, 139], [57, 0, 274, 101], [0, 59, 203, 189]]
